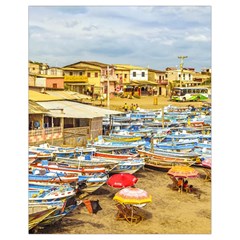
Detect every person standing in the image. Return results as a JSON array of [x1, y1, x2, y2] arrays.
[[123, 103, 129, 112]]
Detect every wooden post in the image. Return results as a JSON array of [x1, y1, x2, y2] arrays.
[[51, 117, 54, 145], [161, 107, 165, 128]]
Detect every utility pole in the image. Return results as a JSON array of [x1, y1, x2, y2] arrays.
[[178, 56, 188, 87], [107, 65, 110, 109]]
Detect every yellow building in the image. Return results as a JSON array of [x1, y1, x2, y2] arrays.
[[63, 61, 117, 96], [148, 69, 168, 96]]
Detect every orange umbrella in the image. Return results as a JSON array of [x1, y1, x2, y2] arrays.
[[167, 165, 199, 178]]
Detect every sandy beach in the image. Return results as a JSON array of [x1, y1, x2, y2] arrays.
[[99, 95, 210, 111], [40, 167, 211, 234]]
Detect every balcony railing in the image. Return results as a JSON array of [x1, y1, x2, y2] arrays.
[[29, 126, 62, 137], [158, 80, 168, 85], [100, 76, 118, 82]]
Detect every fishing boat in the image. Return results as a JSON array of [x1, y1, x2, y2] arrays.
[[29, 144, 95, 158], [103, 135, 142, 142], [29, 159, 107, 176], [29, 181, 69, 191], [55, 156, 118, 173], [28, 184, 76, 202], [154, 143, 196, 152], [94, 151, 138, 160], [88, 139, 144, 151], [138, 149, 197, 163], [144, 155, 195, 171], [30, 197, 81, 228], [29, 204, 57, 231], [110, 159, 145, 174], [78, 173, 109, 194], [144, 146, 200, 158], [29, 169, 79, 183]]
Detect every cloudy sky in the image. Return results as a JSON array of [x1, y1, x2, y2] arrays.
[[28, 6, 211, 71]]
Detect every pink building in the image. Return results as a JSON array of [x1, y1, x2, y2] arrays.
[[35, 75, 64, 89]]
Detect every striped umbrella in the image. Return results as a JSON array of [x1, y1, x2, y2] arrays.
[[113, 187, 152, 205]]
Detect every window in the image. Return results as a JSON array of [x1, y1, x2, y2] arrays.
[[52, 83, 57, 88], [79, 72, 83, 76], [179, 74, 181, 78], [142, 72, 145, 77], [87, 72, 91, 77], [124, 74, 127, 78], [133, 72, 136, 77], [69, 72, 73, 76], [95, 72, 98, 78]]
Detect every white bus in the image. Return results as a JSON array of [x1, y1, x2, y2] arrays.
[[171, 87, 209, 102]]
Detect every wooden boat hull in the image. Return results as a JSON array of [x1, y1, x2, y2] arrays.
[[144, 157, 194, 172], [138, 149, 196, 164], [111, 160, 145, 174], [29, 205, 57, 230]]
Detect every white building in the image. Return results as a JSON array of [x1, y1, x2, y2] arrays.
[[130, 69, 148, 81]]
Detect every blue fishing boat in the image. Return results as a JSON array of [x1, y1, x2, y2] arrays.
[[28, 184, 76, 202]]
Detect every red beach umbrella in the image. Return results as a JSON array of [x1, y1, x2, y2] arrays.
[[107, 173, 138, 189]]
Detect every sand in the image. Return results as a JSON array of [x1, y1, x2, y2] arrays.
[[41, 167, 211, 234], [38, 96, 211, 234], [92, 95, 211, 111]]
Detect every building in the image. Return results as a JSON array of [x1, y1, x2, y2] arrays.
[[148, 69, 168, 96], [29, 61, 49, 86], [29, 90, 121, 146], [34, 75, 64, 90], [166, 67, 194, 82], [62, 61, 118, 98], [114, 64, 158, 97]]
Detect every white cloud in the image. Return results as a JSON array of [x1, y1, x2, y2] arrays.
[[28, 6, 211, 71], [186, 34, 210, 42]]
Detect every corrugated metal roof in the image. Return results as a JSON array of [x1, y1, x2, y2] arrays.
[[29, 100, 49, 114], [29, 90, 61, 101], [37, 100, 122, 119], [45, 90, 92, 100]]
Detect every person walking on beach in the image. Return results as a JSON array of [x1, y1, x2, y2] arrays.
[[132, 104, 137, 112], [123, 103, 129, 112]]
